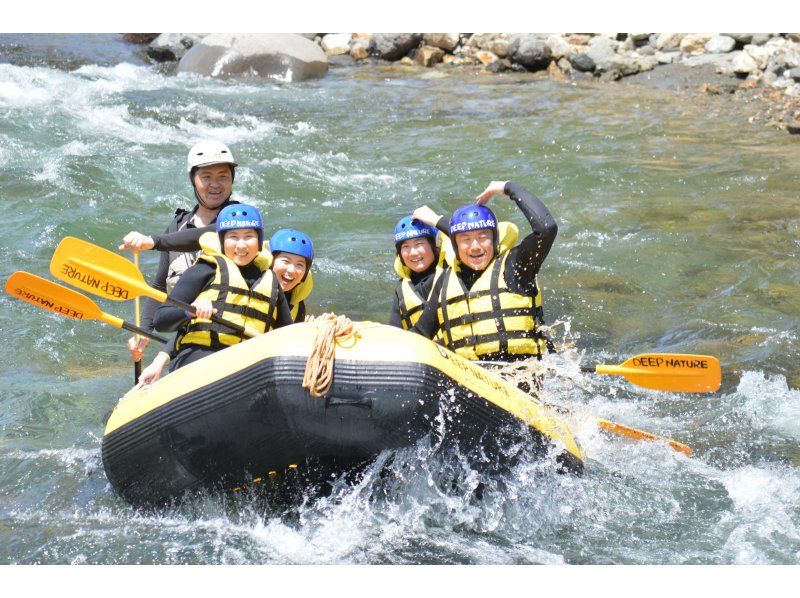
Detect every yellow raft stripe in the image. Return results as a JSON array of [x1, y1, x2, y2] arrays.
[[105, 322, 583, 464]]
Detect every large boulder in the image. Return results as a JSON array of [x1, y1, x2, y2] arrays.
[[655, 33, 684, 50], [705, 35, 736, 54], [423, 33, 460, 52], [466, 33, 511, 57], [177, 33, 328, 81], [680, 34, 714, 55], [508, 34, 552, 71], [321, 33, 352, 56], [370, 33, 423, 60], [148, 33, 207, 62]]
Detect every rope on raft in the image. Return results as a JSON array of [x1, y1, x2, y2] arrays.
[[302, 313, 360, 397]]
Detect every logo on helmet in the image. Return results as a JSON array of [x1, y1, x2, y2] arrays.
[[450, 218, 496, 233]]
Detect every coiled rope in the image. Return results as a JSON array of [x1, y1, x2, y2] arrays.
[[302, 313, 360, 397]]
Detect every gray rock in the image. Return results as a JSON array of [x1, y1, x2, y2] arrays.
[[750, 33, 773, 45], [744, 44, 771, 69], [507, 34, 552, 71], [148, 33, 207, 62], [568, 52, 595, 72], [789, 67, 800, 82], [599, 53, 641, 77], [545, 34, 572, 59], [177, 33, 328, 81], [680, 34, 714, 55], [705, 35, 736, 53], [773, 44, 800, 69], [726, 33, 753, 44], [732, 51, 759, 74], [585, 35, 618, 65], [370, 33, 422, 61], [638, 44, 656, 56], [635, 54, 659, 72], [656, 51, 680, 64], [422, 33, 459, 52], [467, 33, 511, 58], [655, 33, 684, 50], [321, 33, 352, 55], [682, 53, 737, 69]]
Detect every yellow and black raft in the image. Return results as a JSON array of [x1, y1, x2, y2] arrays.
[[102, 321, 584, 507]]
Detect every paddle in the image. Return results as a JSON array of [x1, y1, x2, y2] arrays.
[[5, 271, 168, 344], [581, 353, 721, 393], [133, 250, 142, 384], [49, 236, 260, 339], [595, 418, 692, 456]]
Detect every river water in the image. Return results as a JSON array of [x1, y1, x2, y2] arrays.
[[1, 35, 798, 565]]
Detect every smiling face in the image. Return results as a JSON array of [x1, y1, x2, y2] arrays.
[[192, 164, 233, 210], [272, 252, 309, 292], [455, 229, 495, 271], [399, 237, 435, 273], [222, 228, 260, 267]]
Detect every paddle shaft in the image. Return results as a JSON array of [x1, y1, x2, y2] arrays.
[[63, 255, 258, 338], [133, 251, 141, 384]]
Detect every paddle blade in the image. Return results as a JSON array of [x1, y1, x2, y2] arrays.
[[596, 353, 721, 393], [50, 236, 157, 302], [596, 418, 693, 456], [5, 271, 101, 321]]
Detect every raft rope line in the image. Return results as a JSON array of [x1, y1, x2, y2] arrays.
[[302, 313, 361, 397]]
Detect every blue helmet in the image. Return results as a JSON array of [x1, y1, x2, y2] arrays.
[[449, 204, 498, 253], [217, 203, 264, 245], [393, 215, 437, 248], [449, 204, 497, 236], [269, 228, 314, 264]]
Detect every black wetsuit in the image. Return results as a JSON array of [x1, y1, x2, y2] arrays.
[[410, 181, 558, 344], [140, 199, 238, 332], [153, 259, 293, 371]]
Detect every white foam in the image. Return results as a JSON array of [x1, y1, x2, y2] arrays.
[[736, 371, 800, 439]]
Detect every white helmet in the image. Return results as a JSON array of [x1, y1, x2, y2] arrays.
[[187, 140, 237, 173]]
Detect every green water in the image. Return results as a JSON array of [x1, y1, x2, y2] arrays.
[[0, 36, 798, 564]]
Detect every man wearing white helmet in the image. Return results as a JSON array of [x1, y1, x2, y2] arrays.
[[119, 140, 239, 365]]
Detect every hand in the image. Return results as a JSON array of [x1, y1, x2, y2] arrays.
[[119, 231, 155, 251], [191, 298, 217, 320], [411, 205, 442, 227], [139, 352, 169, 386], [475, 180, 509, 205], [127, 335, 150, 362]]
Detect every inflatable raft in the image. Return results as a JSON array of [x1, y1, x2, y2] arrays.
[[102, 322, 584, 507]]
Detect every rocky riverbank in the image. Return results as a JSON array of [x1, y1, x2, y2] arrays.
[[129, 32, 800, 135]]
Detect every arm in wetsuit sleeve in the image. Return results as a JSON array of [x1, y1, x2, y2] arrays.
[[388, 290, 403, 328], [272, 289, 294, 329], [151, 223, 215, 253], [152, 262, 215, 332], [504, 181, 558, 295], [408, 274, 445, 339], [140, 226, 172, 331]]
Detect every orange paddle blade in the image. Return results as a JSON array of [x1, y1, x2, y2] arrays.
[[5, 271, 103, 321], [594, 353, 721, 393], [50, 236, 165, 302], [596, 418, 693, 456]]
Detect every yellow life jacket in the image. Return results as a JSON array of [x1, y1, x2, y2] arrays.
[[436, 221, 548, 361], [177, 232, 281, 351], [287, 272, 313, 322], [393, 232, 449, 330]]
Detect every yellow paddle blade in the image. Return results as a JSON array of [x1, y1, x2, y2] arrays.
[[594, 353, 721, 393], [50, 236, 165, 303], [5, 271, 103, 321], [596, 418, 693, 456]]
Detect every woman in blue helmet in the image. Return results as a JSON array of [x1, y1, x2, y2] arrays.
[[268, 228, 315, 323], [389, 206, 449, 329], [410, 180, 558, 363], [141, 203, 293, 377]]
